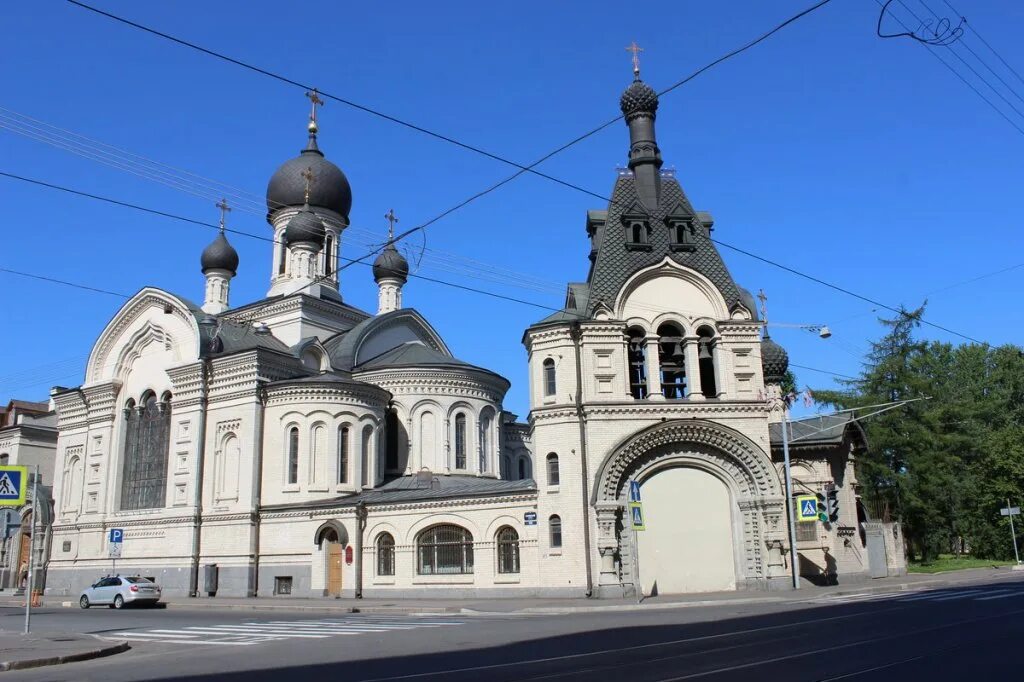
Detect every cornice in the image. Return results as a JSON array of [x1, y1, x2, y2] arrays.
[[261, 492, 538, 519]]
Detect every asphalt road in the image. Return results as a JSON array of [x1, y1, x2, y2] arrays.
[[4, 576, 1023, 681]]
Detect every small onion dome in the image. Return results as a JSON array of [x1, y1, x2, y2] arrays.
[[266, 137, 352, 220], [619, 78, 659, 120], [284, 206, 326, 247], [761, 334, 790, 385], [373, 243, 409, 283], [200, 232, 239, 276]]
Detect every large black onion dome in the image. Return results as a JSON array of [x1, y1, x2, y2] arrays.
[[200, 232, 239, 276], [284, 206, 326, 247], [761, 335, 790, 385], [620, 78, 659, 120], [266, 137, 352, 219], [373, 243, 409, 282]]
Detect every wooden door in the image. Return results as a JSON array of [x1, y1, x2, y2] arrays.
[[18, 531, 31, 588], [327, 542, 343, 596]]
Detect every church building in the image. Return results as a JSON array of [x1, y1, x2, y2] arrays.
[[45, 61, 873, 600]]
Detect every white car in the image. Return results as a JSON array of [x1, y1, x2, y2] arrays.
[[79, 575, 162, 609]]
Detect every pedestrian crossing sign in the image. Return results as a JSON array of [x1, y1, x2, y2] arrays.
[[796, 495, 818, 522], [629, 502, 645, 531], [0, 466, 28, 507]]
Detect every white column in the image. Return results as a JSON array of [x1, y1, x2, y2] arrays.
[[645, 333, 663, 399], [684, 337, 703, 400]]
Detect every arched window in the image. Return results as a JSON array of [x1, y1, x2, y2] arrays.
[[361, 425, 373, 486], [216, 433, 239, 499], [287, 426, 299, 485], [501, 455, 511, 480], [121, 391, 171, 510], [549, 515, 563, 548], [376, 532, 395, 576], [496, 526, 520, 574], [416, 524, 473, 575], [324, 235, 334, 276], [278, 240, 287, 274], [518, 456, 530, 481], [301, 349, 322, 372], [337, 426, 349, 484], [454, 413, 467, 470], [657, 323, 686, 399], [543, 358, 556, 397], [697, 325, 718, 398], [627, 327, 648, 399], [546, 453, 559, 486]]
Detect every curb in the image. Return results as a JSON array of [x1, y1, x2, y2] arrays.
[[0, 638, 129, 672], [58, 600, 462, 615]]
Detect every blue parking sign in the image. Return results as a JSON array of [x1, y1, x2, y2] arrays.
[[109, 528, 124, 544]]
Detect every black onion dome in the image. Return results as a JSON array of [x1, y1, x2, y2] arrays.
[[761, 335, 790, 384], [200, 232, 239, 276], [373, 243, 409, 282], [284, 206, 326, 246], [266, 138, 352, 219], [620, 79, 659, 120]]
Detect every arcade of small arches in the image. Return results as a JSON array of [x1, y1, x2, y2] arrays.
[[626, 320, 721, 400]]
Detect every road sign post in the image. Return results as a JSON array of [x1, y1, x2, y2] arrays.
[[628, 480, 644, 604], [23, 466, 37, 634], [1001, 500, 1021, 566], [109, 528, 124, 575], [781, 409, 800, 590]]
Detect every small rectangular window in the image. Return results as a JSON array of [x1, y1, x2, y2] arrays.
[[273, 576, 293, 595]]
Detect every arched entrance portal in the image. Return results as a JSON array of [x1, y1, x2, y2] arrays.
[[592, 419, 787, 595], [313, 521, 349, 598], [637, 467, 736, 594]]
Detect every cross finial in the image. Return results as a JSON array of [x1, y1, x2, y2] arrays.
[[626, 41, 643, 79], [216, 198, 231, 233], [301, 166, 315, 203], [305, 88, 324, 133], [757, 289, 768, 333], [384, 208, 398, 241]]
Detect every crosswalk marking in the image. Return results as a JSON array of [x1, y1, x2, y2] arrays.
[[104, 615, 467, 646], [803, 586, 1024, 605]]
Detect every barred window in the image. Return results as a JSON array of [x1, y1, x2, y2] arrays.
[[454, 414, 467, 469], [417, 524, 473, 575], [549, 514, 562, 548], [337, 426, 349, 484], [376, 532, 395, 576], [287, 427, 299, 485], [121, 392, 171, 510], [546, 453, 559, 486], [496, 526, 520, 574]]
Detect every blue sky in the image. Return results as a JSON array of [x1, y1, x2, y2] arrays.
[[1, 0, 1022, 417]]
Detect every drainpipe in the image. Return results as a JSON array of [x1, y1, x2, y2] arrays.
[[570, 321, 594, 597], [188, 358, 210, 597], [354, 501, 367, 599], [247, 380, 267, 597]]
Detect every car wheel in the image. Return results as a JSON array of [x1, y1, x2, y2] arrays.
[[79, 595, 90, 609], [113, 595, 124, 609]]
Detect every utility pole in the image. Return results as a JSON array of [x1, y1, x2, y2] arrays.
[[1008, 498, 1021, 566], [781, 406, 800, 590]]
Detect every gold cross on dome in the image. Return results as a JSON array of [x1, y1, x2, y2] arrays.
[[384, 208, 398, 240], [301, 166, 315, 203], [216, 198, 231, 232], [305, 88, 324, 124], [626, 41, 643, 78]]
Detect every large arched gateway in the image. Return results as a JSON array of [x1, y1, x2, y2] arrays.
[[592, 420, 789, 595]]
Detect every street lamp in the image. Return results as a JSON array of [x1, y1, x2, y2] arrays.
[[767, 323, 832, 339]]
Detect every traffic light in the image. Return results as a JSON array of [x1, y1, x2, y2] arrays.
[[826, 489, 840, 523], [816, 493, 828, 523]]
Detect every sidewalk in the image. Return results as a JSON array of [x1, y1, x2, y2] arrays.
[[0, 631, 128, 671], [30, 565, 1019, 616], [4, 565, 1018, 616]]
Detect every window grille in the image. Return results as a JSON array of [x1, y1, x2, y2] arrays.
[[628, 327, 648, 399], [273, 576, 292, 595], [377, 533, 395, 576], [657, 323, 687, 399], [121, 392, 171, 510], [496, 526, 520, 574], [416, 524, 474, 575], [549, 515, 563, 548]]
